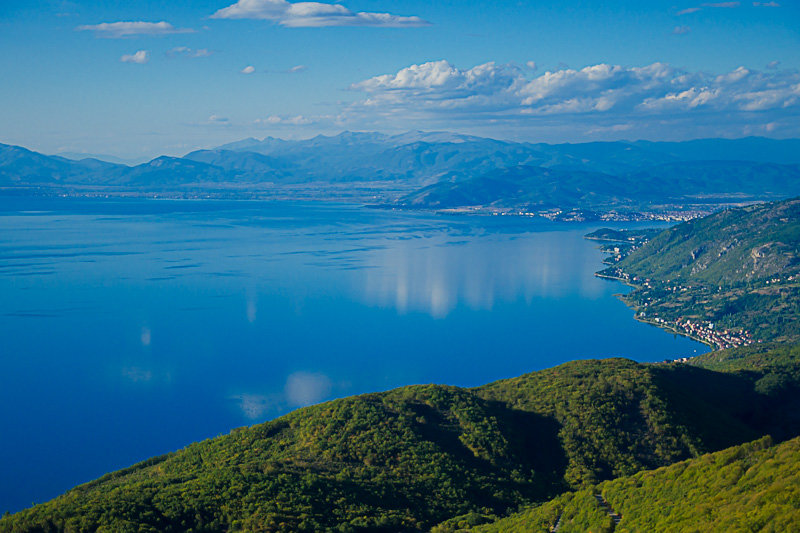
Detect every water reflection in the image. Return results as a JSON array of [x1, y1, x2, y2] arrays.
[[230, 372, 335, 419], [362, 230, 606, 318], [0, 198, 703, 515]]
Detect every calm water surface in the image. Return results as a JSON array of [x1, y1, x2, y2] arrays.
[[0, 197, 707, 512]]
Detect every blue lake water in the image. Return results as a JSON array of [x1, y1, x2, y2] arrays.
[[0, 197, 707, 513]]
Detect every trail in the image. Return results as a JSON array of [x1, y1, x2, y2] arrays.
[[595, 494, 622, 528], [550, 512, 562, 532]]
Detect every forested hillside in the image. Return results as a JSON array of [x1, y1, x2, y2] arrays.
[[467, 435, 800, 533], [601, 197, 800, 344], [612, 198, 800, 285], [3, 346, 800, 532]]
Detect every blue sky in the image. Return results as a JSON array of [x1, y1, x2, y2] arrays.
[[1, 0, 798, 159]]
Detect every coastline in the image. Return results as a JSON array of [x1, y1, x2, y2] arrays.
[[596, 272, 716, 350]]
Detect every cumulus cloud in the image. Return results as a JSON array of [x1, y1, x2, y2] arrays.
[[241, 65, 256, 74], [120, 50, 150, 64], [211, 0, 430, 27], [766, 60, 781, 69], [167, 46, 212, 58], [673, 25, 691, 34], [256, 114, 313, 125], [345, 60, 800, 138], [77, 21, 195, 38]]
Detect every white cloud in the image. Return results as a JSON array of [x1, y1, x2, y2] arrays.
[[120, 50, 150, 64], [766, 60, 781, 69], [287, 64, 307, 73], [639, 87, 720, 111], [211, 0, 430, 27], [167, 46, 212, 58], [672, 25, 691, 34], [241, 65, 256, 74], [256, 114, 313, 125], [345, 60, 800, 137], [734, 84, 800, 111], [77, 21, 195, 38], [285, 371, 331, 407], [753, 1, 780, 5], [208, 114, 230, 123], [676, 1, 740, 14], [715, 65, 750, 83], [586, 123, 634, 134]]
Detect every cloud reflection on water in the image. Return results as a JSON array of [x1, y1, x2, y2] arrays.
[[361, 230, 606, 318], [230, 371, 334, 419]]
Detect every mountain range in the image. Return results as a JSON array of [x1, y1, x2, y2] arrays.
[[2, 134, 800, 214]]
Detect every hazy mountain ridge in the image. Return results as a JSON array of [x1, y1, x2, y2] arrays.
[[400, 160, 800, 212], [2, 136, 800, 207]]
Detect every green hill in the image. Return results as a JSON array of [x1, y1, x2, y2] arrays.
[[466, 435, 800, 533], [3, 347, 800, 532], [599, 197, 800, 344], [611, 198, 800, 286]]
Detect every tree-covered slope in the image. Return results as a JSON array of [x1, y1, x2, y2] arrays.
[[1, 385, 565, 532], [466, 435, 800, 533], [614, 197, 800, 285], [599, 197, 800, 344], [4, 350, 800, 533]]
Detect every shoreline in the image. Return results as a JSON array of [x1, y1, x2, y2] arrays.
[[594, 273, 716, 351]]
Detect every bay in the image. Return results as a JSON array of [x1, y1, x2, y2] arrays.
[[0, 197, 706, 513]]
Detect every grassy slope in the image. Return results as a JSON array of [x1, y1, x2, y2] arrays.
[[615, 197, 800, 285], [467, 435, 800, 533]]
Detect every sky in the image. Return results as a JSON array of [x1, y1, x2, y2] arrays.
[[0, 0, 798, 160]]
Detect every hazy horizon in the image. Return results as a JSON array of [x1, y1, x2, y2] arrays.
[[16, 131, 800, 166]]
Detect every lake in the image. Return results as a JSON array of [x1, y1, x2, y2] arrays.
[[0, 197, 707, 513]]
